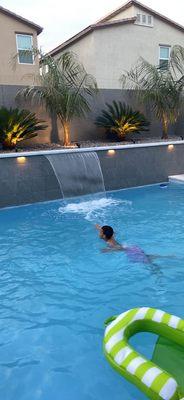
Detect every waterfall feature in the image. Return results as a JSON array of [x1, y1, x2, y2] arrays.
[[46, 152, 105, 198]]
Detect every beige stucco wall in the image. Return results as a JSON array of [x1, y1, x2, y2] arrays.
[[0, 12, 40, 85], [107, 5, 136, 21], [55, 31, 95, 74], [54, 10, 184, 89]]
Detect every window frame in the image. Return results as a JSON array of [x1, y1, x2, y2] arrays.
[[142, 14, 146, 24], [16, 33, 34, 65], [135, 13, 153, 27], [147, 15, 152, 25], [159, 45, 171, 70], [136, 13, 141, 23]]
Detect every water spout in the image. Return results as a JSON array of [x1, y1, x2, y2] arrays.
[[46, 152, 105, 198]]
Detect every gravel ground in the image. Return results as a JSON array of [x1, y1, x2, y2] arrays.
[[0, 137, 182, 153]]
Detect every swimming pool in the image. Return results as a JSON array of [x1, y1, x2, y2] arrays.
[[0, 183, 184, 400]]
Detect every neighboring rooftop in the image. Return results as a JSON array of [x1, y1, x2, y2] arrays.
[[48, 0, 184, 56], [48, 17, 136, 56], [0, 5, 43, 34]]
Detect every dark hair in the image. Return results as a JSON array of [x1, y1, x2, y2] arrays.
[[102, 225, 114, 239]]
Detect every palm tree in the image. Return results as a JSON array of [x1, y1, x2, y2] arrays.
[[120, 46, 184, 139], [18, 51, 98, 146]]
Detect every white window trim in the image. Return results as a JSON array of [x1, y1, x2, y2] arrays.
[[135, 13, 153, 27], [16, 34, 35, 65], [159, 45, 171, 68]]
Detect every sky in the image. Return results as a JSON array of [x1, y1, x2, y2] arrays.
[[1, 0, 184, 52]]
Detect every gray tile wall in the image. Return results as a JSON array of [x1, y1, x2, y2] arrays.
[[0, 156, 61, 208], [0, 85, 182, 144], [98, 144, 184, 190], [0, 143, 184, 208]]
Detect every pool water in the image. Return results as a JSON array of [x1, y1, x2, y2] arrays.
[[0, 183, 184, 400]]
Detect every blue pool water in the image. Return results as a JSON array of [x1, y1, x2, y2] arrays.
[[0, 183, 184, 400]]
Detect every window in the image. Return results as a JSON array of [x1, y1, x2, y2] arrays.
[[136, 13, 153, 27], [16, 34, 33, 64], [159, 46, 170, 70], [142, 14, 146, 24], [147, 15, 152, 25]]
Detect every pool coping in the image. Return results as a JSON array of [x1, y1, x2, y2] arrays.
[[0, 140, 183, 159]]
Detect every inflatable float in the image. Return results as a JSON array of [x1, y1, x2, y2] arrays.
[[103, 307, 184, 400]]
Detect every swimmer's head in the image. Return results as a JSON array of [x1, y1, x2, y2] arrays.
[[99, 225, 114, 240]]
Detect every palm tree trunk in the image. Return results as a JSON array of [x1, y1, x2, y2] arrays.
[[2, 138, 16, 150], [63, 121, 71, 146], [161, 115, 169, 139]]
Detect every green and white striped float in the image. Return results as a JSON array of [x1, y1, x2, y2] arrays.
[[103, 307, 184, 400]]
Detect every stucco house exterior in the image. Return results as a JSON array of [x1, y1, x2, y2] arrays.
[[0, 5, 42, 86], [46, 0, 184, 142], [0, 7, 52, 145], [49, 0, 184, 90]]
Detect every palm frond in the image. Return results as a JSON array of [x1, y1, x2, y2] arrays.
[[0, 107, 47, 149], [120, 48, 184, 137], [17, 51, 98, 145], [95, 101, 150, 140]]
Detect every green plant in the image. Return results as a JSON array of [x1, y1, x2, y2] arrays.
[[95, 101, 150, 140], [0, 107, 47, 150], [18, 51, 98, 146], [121, 46, 184, 139]]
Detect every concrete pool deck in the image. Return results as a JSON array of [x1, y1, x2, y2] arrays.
[[169, 174, 184, 183]]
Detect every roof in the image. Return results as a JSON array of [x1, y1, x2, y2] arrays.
[[48, 0, 184, 56], [98, 0, 184, 31], [0, 5, 43, 34], [48, 17, 136, 56]]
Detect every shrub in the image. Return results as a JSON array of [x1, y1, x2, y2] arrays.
[[0, 107, 47, 150], [95, 101, 150, 141]]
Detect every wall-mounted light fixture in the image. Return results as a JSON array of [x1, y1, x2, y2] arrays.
[[168, 144, 174, 152], [17, 156, 26, 164], [107, 149, 116, 156]]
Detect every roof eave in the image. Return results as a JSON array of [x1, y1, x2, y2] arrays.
[[132, 0, 184, 33], [98, 0, 184, 33], [96, 0, 133, 24], [0, 6, 43, 35], [48, 25, 94, 56], [48, 18, 136, 56], [48, 0, 184, 57]]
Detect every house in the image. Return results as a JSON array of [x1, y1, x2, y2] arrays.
[[0, 7, 53, 146], [49, 0, 184, 90], [0, 5, 42, 86]]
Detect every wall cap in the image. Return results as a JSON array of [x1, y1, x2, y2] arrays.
[[0, 140, 183, 159]]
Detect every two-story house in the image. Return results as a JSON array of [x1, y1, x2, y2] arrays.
[[49, 0, 184, 90], [0, 5, 42, 86], [47, 0, 184, 141], [0, 6, 52, 145]]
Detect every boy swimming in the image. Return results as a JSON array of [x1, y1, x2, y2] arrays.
[[95, 224, 123, 251], [95, 224, 152, 263]]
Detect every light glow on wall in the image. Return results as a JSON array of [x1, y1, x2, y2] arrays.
[[107, 149, 116, 156], [168, 144, 174, 152], [17, 156, 26, 164]]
